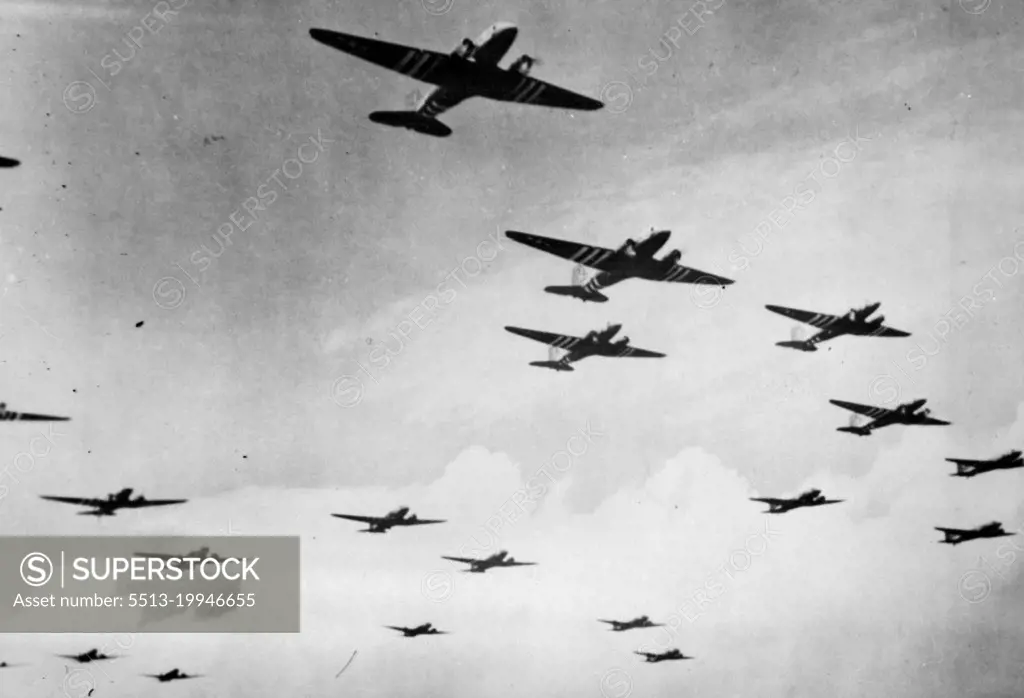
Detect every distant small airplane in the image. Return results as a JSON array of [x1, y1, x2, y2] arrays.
[[134, 546, 230, 562], [634, 649, 692, 663], [331, 507, 446, 533], [506, 229, 733, 302], [0, 402, 70, 422], [765, 302, 910, 351], [750, 488, 844, 514], [0, 157, 19, 168], [143, 669, 201, 682], [57, 649, 116, 664], [504, 323, 665, 372], [40, 488, 187, 516], [598, 616, 664, 632], [441, 550, 537, 573], [308, 22, 602, 137], [936, 521, 1015, 546], [385, 622, 448, 637], [830, 398, 950, 436], [945, 450, 1023, 478]]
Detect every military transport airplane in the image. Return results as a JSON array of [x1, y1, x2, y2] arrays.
[[331, 507, 446, 533], [441, 550, 537, 573], [0, 157, 19, 168], [936, 522, 1015, 546], [598, 616, 664, 632], [830, 398, 951, 436], [504, 323, 665, 372], [506, 229, 733, 302], [57, 649, 116, 664], [765, 302, 910, 351], [750, 488, 844, 514], [308, 23, 602, 137], [40, 488, 187, 516], [134, 546, 230, 563], [945, 450, 1023, 478], [0, 402, 70, 421], [144, 669, 202, 683], [634, 649, 692, 663], [385, 623, 448, 637]]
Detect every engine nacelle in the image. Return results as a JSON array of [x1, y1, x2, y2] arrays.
[[871, 315, 885, 326], [453, 38, 476, 59], [664, 249, 682, 264], [510, 54, 538, 75]]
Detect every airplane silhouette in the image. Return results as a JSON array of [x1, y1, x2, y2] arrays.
[[598, 615, 664, 632], [143, 668, 201, 682], [750, 488, 844, 514], [945, 450, 1023, 478], [634, 649, 692, 663], [504, 322, 664, 372], [766, 301, 909, 351], [57, 649, 116, 664], [331, 506, 446, 533], [40, 488, 187, 516], [441, 550, 537, 573], [384, 622, 448, 637], [936, 521, 1016, 546], [830, 398, 950, 436]]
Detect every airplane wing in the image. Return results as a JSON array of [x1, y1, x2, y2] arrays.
[[868, 325, 911, 338], [441, 556, 477, 564], [127, 499, 187, 509], [945, 458, 987, 466], [828, 400, 895, 419], [12, 412, 70, 421], [40, 496, 103, 508], [404, 518, 446, 526], [476, 71, 603, 110], [597, 344, 666, 359], [818, 499, 845, 505], [309, 29, 454, 87], [934, 527, 968, 534], [749, 497, 787, 505], [597, 619, 619, 624], [766, 305, 844, 330], [917, 417, 951, 426], [502, 561, 537, 567], [505, 326, 583, 350], [384, 626, 409, 633], [635, 263, 734, 286], [505, 231, 619, 272], [331, 514, 385, 525]]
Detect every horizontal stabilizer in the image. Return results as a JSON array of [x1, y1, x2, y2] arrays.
[[836, 427, 871, 436], [776, 340, 816, 352], [543, 285, 608, 303], [529, 361, 574, 372], [368, 111, 452, 137]]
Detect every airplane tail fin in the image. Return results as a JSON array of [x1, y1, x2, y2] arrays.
[[529, 361, 575, 372], [544, 285, 609, 303], [368, 111, 452, 138], [776, 340, 817, 352]]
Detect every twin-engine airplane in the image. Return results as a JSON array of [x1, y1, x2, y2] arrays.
[[58, 649, 116, 664], [506, 229, 733, 303], [634, 649, 692, 663], [945, 450, 1023, 478], [0, 402, 70, 422], [598, 616, 664, 632], [308, 22, 602, 137], [936, 521, 1015, 546], [331, 506, 446, 533], [750, 488, 844, 514], [830, 398, 951, 436], [441, 550, 537, 573], [144, 669, 202, 683], [385, 622, 448, 637], [504, 323, 665, 372], [40, 488, 187, 516], [765, 302, 910, 351]]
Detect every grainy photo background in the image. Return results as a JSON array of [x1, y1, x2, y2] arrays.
[[2, 0, 1024, 695]]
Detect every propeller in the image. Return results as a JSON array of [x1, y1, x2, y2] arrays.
[[572, 263, 592, 287], [849, 412, 869, 428]]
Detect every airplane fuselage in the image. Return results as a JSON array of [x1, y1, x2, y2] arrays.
[[416, 24, 518, 109]]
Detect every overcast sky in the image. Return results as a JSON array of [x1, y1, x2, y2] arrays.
[[1, 0, 1024, 695]]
